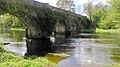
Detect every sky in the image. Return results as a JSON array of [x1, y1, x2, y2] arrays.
[[35, 0, 109, 14]]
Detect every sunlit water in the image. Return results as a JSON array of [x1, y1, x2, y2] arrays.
[[1, 29, 120, 67], [58, 33, 120, 67]]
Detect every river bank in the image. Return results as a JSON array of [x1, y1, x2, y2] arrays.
[[96, 28, 120, 34], [9, 28, 25, 31], [0, 43, 56, 67], [81, 28, 120, 33]]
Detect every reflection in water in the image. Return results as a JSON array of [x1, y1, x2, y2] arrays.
[[26, 38, 52, 55], [1, 30, 74, 56], [74, 39, 113, 67], [51, 38, 74, 53], [58, 33, 120, 67], [0, 30, 26, 56], [25, 33, 74, 55], [0, 30, 25, 42], [3, 42, 27, 56]]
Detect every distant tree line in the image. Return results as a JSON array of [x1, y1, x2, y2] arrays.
[[56, 0, 120, 29], [83, 0, 120, 29]]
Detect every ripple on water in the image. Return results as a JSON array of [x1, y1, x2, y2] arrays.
[[58, 33, 120, 67], [3, 42, 27, 56]]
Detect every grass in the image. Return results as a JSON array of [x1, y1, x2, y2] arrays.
[[103, 63, 120, 67], [81, 29, 95, 33], [81, 28, 120, 34], [96, 28, 120, 34], [9, 28, 25, 31], [0, 43, 56, 67]]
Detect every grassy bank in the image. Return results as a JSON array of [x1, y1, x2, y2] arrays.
[[81, 29, 95, 33], [96, 28, 120, 34], [9, 28, 25, 31], [81, 28, 120, 33], [0, 43, 56, 67]]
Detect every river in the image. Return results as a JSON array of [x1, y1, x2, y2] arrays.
[[0, 29, 120, 67]]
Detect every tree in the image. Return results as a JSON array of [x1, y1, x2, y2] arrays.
[[56, 0, 75, 12], [108, 0, 120, 28], [83, 1, 98, 28], [83, 1, 111, 29], [0, 13, 25, 29], [83, 0, 120, 29], [100, 0, 120, 29], [83, 1, 93, 20], [92, 2, 109, 28]]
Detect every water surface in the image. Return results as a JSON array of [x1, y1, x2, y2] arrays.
[[1, 29, 120, 67], [0, 30, 26, 56], [58, 33, 120, 67]]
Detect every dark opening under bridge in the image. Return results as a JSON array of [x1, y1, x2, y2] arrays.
[[0, 0, 94, 55]]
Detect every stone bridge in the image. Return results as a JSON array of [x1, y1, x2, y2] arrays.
[[0, 0, 93, 38], [0, 0, 94, 55]]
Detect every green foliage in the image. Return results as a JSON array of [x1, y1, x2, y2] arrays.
[[37, 8, 58, 35], [80, 16, 94, 29], [83, 1, 100, 28], [0, 13, 13, 29], [83, 0, 120, 29], [0, 43, 5, 52], [91, 6, 108, 28], [0, 61, 40, 67], [81, 29, 95, 33], [10, 28, 25, 31], [83, 1, 93, 18], [0, 52, 23, 63], [45, 10, 58, 34], [96, 28, 120, 34], [104, 0, 120, 29], [98, 20, 112, 29], [0, 13, 25, 30], [110, 64, 120, 67]]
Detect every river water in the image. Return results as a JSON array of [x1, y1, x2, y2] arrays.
[[0, 30, 26, 56], [0, 30, 120, 67]]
